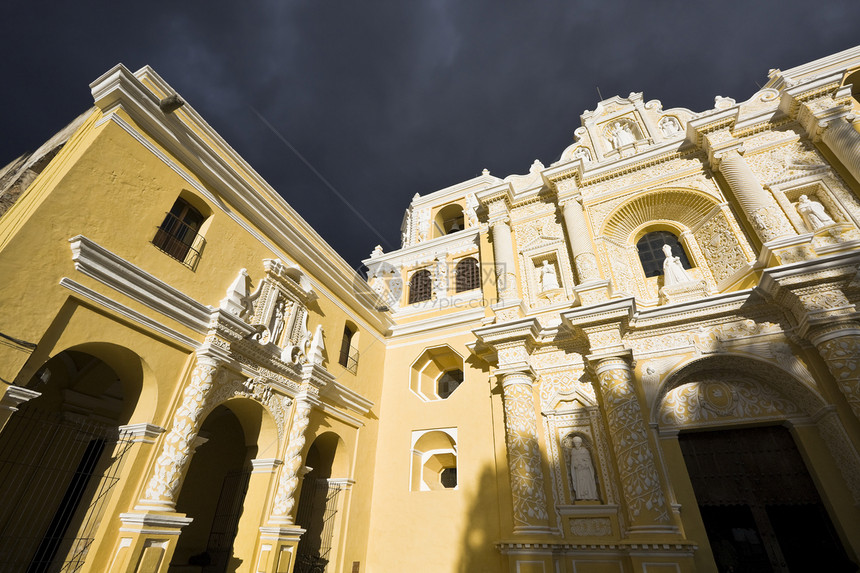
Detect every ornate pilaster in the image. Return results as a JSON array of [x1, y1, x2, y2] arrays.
[[560, 198, 601, 284], [821, 115, 860, 184], [270, 394, 314, 524], [563, 299, 676, 534], [590, 354, 671, 531], [712, 147, 794, 243], [140, 353, 222, 509], [500, 369, 551, 534], [808, 323, 860, 419]]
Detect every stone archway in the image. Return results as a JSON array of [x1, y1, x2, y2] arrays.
[[169, 395, 281, 573], [0, 344, 145, 572], [294, 432, 349, 573], [653, 354, 857, 573]]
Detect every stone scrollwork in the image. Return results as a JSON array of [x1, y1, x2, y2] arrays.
[[570, 517, 612, 537], [501, 372, 550, 532], [659, 378, 800, 427], [694, 212, 748, 284], [593, 358, 669, 525], [270, 397, 313, 522], [815, 335, 860, 418]]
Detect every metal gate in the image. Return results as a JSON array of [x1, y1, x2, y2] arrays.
[[294, 479, 344, 573], [0, 408, 133, 573]]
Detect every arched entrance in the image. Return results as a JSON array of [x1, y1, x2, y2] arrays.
[[170, 406, 250, 572], [169, 395, 278, 573], [0, 346, 143, 572], [294, 432, 348, 573], [656, 355, 858, 572]]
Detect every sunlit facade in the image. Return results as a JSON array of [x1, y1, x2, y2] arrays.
[[1, 47, 860, 573]]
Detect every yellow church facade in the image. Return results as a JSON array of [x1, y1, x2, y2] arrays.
[[1, 46, 860, 573]]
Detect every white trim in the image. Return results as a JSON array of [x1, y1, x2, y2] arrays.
[[89, 65, 392, 338], [251, 458, 284, 473], [59, 277, 200, 349], [118, 423, 165, 444], [388, 306, 486, 338], [320, 378, 374, 416], [69, 235, 211, 334]]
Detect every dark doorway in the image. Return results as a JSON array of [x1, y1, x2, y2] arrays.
[[679, 425, 856, 573], [0, 350, 135, 573]]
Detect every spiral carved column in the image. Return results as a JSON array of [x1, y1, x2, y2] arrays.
[[591, 355, 671, 530], [561, 199, 601, 283], [142, 355, 220, 508], [270, 396, 313, 524], [821, 116, 860, 184], [500, 371, 550, 534], [717, 149, 794, 242]]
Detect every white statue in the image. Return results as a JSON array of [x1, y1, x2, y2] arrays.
[[568, 436, 599, 501], [609, 121, 636, 149], [796, 194, 835, 231], [660, 117, 681, 137], [268, 298, 287, 346], [662, 244, 692, 286], [539, 260, 559, 291], [572, 146, 592, 163]]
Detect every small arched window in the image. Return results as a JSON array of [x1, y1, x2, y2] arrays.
[[338, 323, 359, 373], [153, 196, 207, 269], [408, 270, 432, 304], [434, 204, 466, 237], [636, 231, 691, 278], [454, 257, 480, 292]]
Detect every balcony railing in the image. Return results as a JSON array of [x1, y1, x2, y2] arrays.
[[151, 212, 206, 270], [338, 347, 359, 374]]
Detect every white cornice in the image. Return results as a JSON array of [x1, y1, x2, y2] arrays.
[[69, 235, 211, 334], [769, 45, 860, 88], [363, 228, 480, 268], [388, 306, 486, 339], [408, 174, 502, 209], [60, 278, 200, 349], [89, 64, 392, 336]]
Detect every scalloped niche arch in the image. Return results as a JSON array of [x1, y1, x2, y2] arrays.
[[601, 188, 720, 245], [410, 345, 465, 401]]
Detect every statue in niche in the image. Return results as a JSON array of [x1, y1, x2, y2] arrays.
[[659, 116, 681, 137], [572, 146, 592, 164], [796, 194, 835, 231], [608, 121, 637, 149], [268, 298, 288, 346], [539, 260, 559, 291], [566, 436, 599, 501], [662, 244, 692, 286]]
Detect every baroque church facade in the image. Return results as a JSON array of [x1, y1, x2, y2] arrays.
[[1, 46, 860, 573]]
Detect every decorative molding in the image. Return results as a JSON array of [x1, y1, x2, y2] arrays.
[[59, 277, 200, 349], [69, 235, 211, 333]]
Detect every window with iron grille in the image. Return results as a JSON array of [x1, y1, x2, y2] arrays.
[[408, 269, 432, 304], [636, 230, 691, 278], [338, 324, 359, 374], [454, 257, 480, 292], [152, 197, 206, 269]]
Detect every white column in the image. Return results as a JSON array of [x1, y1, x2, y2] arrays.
[[561, 199, 601, 283], [717, 149, 794, 242], [500, 371, 550, 534], [821, 116, 860, 184], [491, 218, 518, 301]]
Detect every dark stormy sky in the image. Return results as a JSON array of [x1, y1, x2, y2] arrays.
[[2, 1, 858, 267]]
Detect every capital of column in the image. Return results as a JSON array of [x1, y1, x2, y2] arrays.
[[821, 114, 860, 184], [499, 369, 536, 389], [0, 385, 41, 413]]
